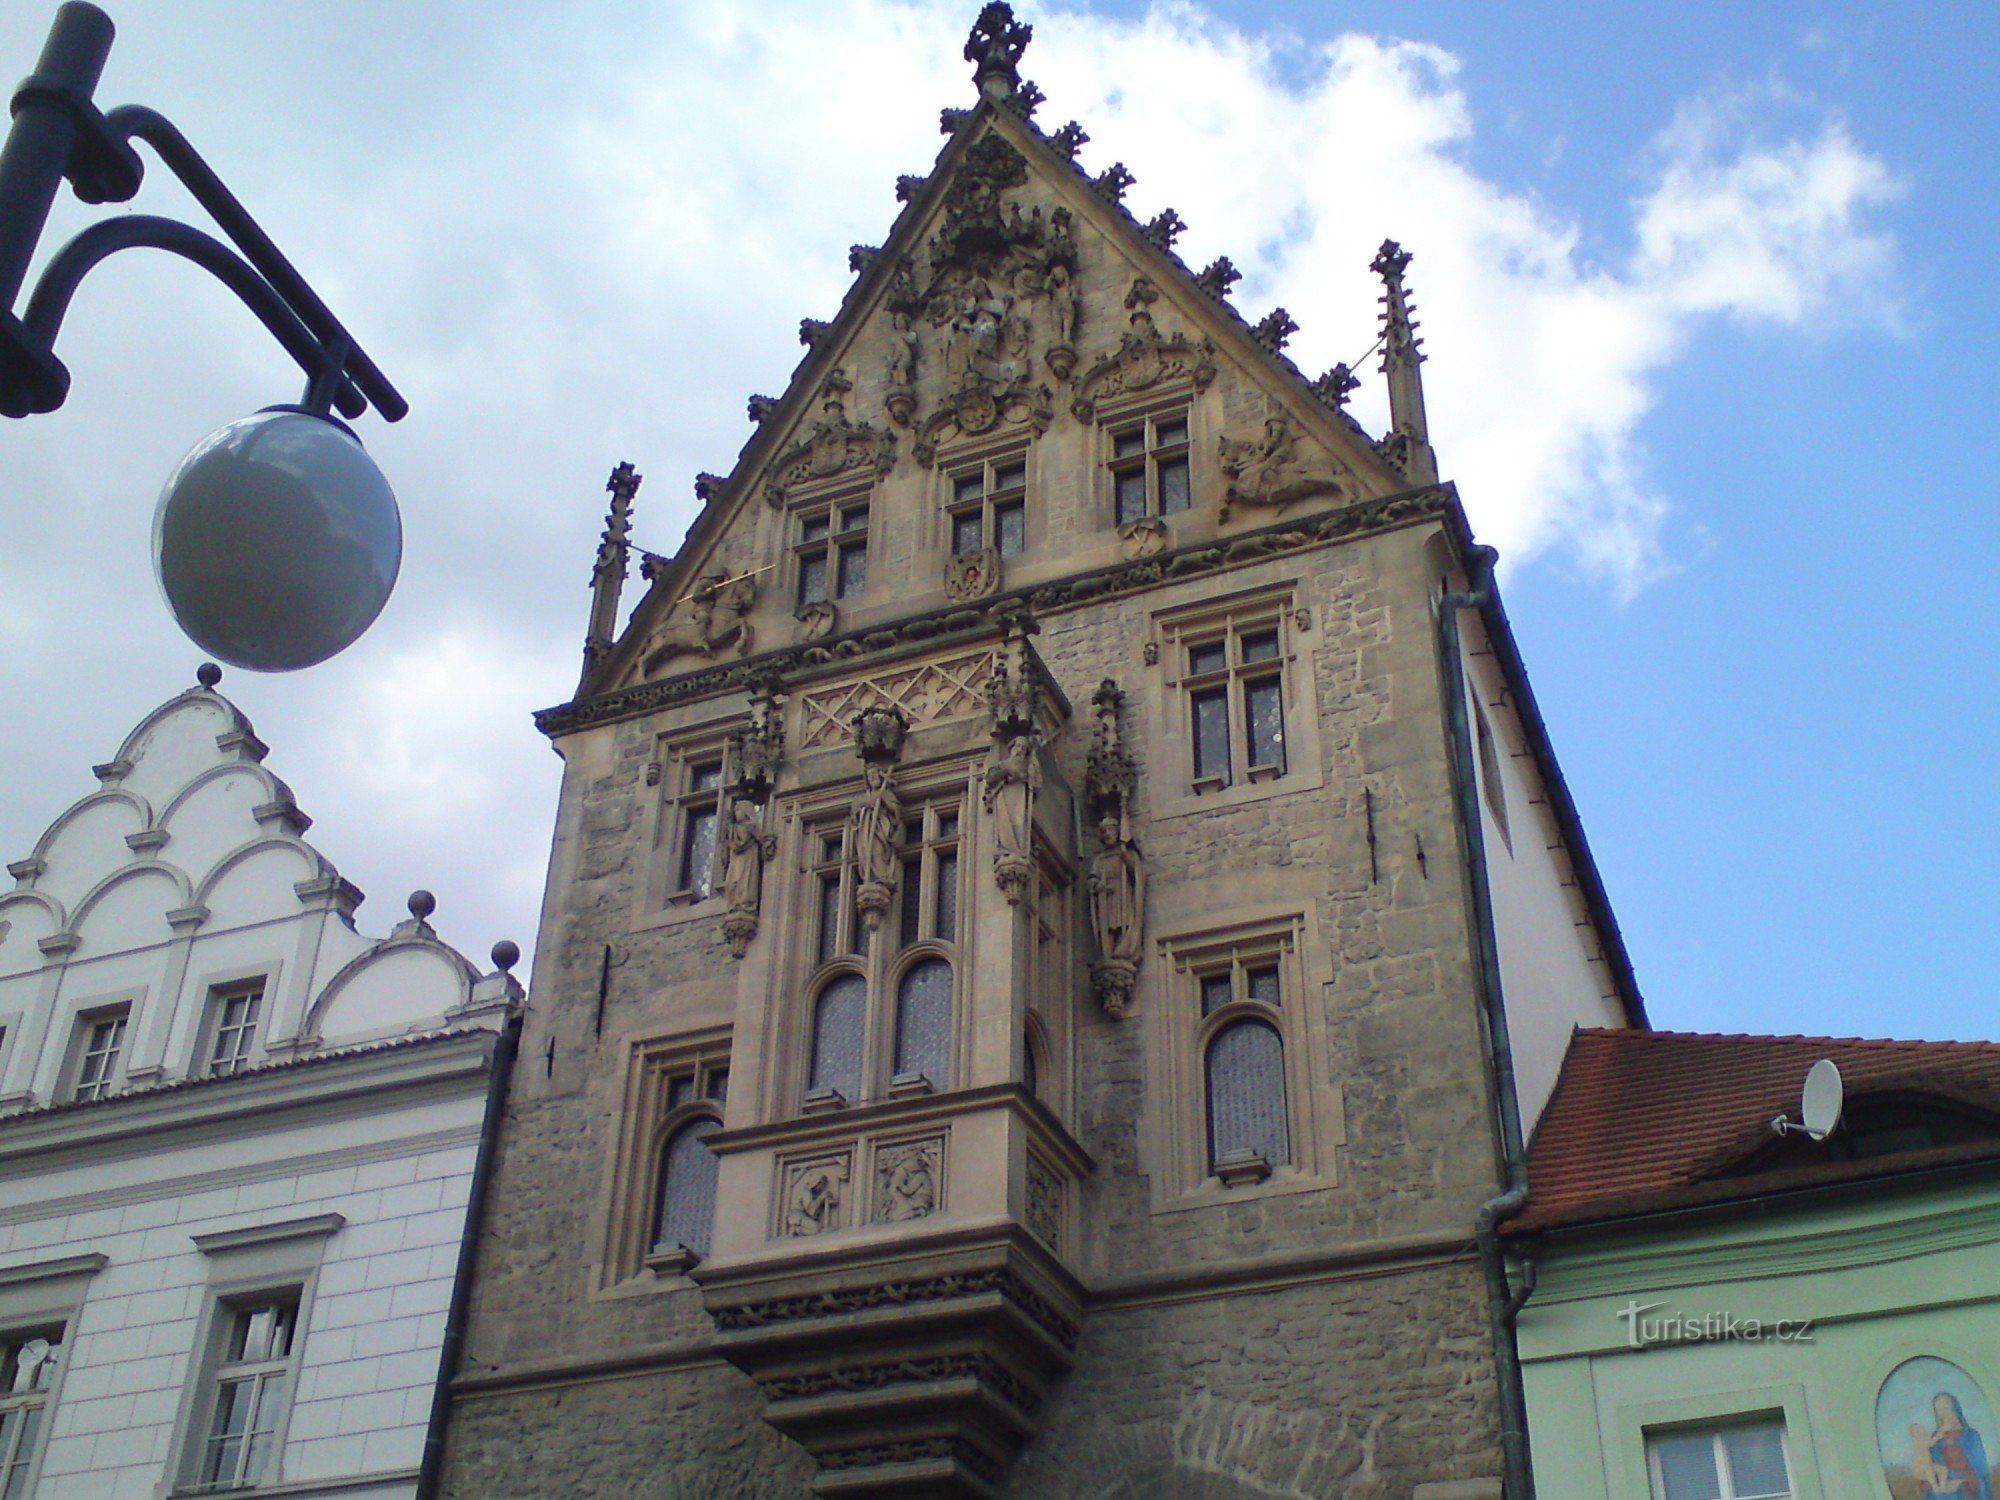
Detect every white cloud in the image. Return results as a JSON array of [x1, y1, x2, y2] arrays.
[[0, 0, 1904, 972]]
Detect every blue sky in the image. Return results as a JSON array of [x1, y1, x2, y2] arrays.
[[0, 1, 1991, 1043]]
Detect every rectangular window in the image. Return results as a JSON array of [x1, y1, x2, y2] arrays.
[[1181, 616, 1290, 791], [0, 1327, 62, 1499], [896, 802, 963, 950], [197, 1295, 300, 1492], [812, 831, 860, 963], [69, 1009, 128, 1102], [662, 755, 726, 902], [795, 499, 869, 604], [206, 984, 264, 1078], [946, 456, 1029, 557], [1473, 692, 1512, 851], [1648, 1422, 1792, 1500], [1109, 411, 1191, 525]]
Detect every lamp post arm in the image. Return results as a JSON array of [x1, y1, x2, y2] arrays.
[[101, 105, 406, 421], [21, 215, 369, 420]]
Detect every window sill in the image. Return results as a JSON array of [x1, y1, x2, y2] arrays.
[[629, 894, 725, 934], [1155, 766, 1318, 823]]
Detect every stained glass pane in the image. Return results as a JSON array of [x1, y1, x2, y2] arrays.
[[799, 514, 830, 543], [1159, 455, 1191, 513], [809, 975, 867, 1102], [1206, 1019, 1289, 1169], [1651, 1434, 1722, 1500], [1247, 966, 1281, 1007], [895, 958, 954, 1087], [1246, 678, 1285, 772], [1156, 419, 1188, 448], [654, 1116, 721, 1256], [680, 806, 718, 897], [1113, 428, 1146, 459], [817, 874, 842, 964], [937, 811, 960, 840], [1723, 1427, 1790, 1498], [1192, 688, 1231, 783], [798, 553, 828, 606], [900, 856, 924, 948], [935, 851, 958, 941], [839, 505, 869, 535], [995, 501, 1025, 557], [1115, 467, 1147, 526], [1188, 641, 1227, 676], [952, 510, 984, 555], [1200, 975, 1233, 1015], [954, 473, 984, 506], [996, 462, 1027, 493], [837, 541, 867, 597]]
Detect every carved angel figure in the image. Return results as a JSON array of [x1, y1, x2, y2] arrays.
[[1089, 815, 1146, 965], [642, 573, 756, 674]]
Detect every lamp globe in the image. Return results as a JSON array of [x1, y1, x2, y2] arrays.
[[151, 407, 401, 672]]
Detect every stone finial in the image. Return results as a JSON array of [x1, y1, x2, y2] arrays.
[[1312, 363, 1361, 409], [747, 394, 779, 424], [1092, 162, 1136, 204], [1251, 308, 1299, 353], [694, 472, 727, 504], [408, 890, 436, 921], [585, 462, 640, 674], [1143, 208, 1187, 250], [492, 939, 520, 972], [196, 662, 222, 689], [966, 2, 1033, 101], [799, 318, 830, 348], [1050, 120, 1089, 159], [1194, 256, 1241, 299], [896, 173, 927, 203], [848, 244, 880, 276], [1371, 238, 1438, 483], [1005, 80, 1045, 119]]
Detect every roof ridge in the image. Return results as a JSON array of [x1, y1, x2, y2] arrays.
[[1578, 1026, 2000, 1051]]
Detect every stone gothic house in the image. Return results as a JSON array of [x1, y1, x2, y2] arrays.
[[440, 7, 1644, 1496]]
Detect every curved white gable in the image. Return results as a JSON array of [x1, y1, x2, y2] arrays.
[[0, 670, 503, 1111]]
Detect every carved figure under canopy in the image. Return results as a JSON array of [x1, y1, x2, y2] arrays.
[[850, 762, 904, 928], [642, 573, 756, 675], [1088, 814, 1145, 967], [983, 731, 1040, 904]]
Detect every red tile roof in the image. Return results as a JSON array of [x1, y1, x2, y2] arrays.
[[1506, 1028, 2000, 1235]]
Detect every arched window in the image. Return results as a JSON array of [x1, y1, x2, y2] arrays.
[[1205, 1018, 1289, 1172], [809, 973, 867, 1104], [652, 1116, 721, 1258], [893, 957, 953, 1089], [1022, 1025, 1041, 1100]]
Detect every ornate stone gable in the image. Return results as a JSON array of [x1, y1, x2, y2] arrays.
[[761, 368, 896, 508]]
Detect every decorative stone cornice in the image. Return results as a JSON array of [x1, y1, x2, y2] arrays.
[[535, 485, 1455, 739]]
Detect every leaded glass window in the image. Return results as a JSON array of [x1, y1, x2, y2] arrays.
[[894, 958, 953, 1088], [1178, 614, 1292, 792], [653, 1117, 721, 1258], [796, 498, 870, 604], [1205, 1019, 1289, 1171], [809, 974, 867, 1103], [1109, 411, 1192, 525], [947, 456, 1028, 556]]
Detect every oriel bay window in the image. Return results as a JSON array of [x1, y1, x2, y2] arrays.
[[1110, 410, 1191, 525], [796, 497, 870, 606], [803, 794, 963, 1111], [948, 456, 1027, 557]]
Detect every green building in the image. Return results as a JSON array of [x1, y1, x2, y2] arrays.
[[1509, 1028, 2000, 1500]]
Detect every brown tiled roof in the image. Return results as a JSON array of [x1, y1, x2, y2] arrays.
[[1506, 1028, 2000, 1235]]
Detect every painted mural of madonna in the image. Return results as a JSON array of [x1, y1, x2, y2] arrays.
[[1877, 1357, 1998, 1500]]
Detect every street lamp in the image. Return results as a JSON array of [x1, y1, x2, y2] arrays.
[[0, 2, 407, 671]]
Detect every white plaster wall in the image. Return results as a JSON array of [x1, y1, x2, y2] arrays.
[[0, 1086, 483, 1500], [1460, 631, 1630, 1133]]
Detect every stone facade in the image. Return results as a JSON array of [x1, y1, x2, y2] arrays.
[[441, 9, 1637, 1496]]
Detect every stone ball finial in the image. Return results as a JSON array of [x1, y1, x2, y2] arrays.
[[197, 662, 223, 688], [492, 939, 520, 973], [407, 889, 437, 921]]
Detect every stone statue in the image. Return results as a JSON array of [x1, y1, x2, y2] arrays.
[[850, 762, 903, 928], [1089, 814, 1145, 967], [886, 310, 919, 390], [983, 731, 1039, 904], [641, 572, 757, 675], [719, 801, 777, 959]]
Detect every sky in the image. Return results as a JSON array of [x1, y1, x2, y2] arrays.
[[0, 0, 1993, 1044]]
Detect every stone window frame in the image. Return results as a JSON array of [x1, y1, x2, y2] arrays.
[[944, 447, 1030, 560], [194, 975, 270, 1080], [1104, 402, 1194, 528], [637, 721, 742, 927], [1147, 908, 1340, 1211], [1146, 578, 1324, 821], [789, 483, 874, 609], [601, 1024, 732, 1289], [61, 998, 133, 1103], [787, 771, 973, 1118], [0, 1253, 103, 1500]]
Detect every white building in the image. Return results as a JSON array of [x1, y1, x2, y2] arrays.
[[0, 668, 521, 1500]]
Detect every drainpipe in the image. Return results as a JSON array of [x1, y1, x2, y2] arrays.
[[1437, 543, 1535, 1500], [415, 1008, 522, 1500]]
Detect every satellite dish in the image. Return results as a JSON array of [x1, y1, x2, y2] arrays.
[[1800, 1058, 1844, 1142]]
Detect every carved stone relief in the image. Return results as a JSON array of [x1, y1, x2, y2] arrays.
[[1071, 279, 1217, 423], [1216, 410, 1353, 517], [1117, 515, 1167, 558], [797, 651, 996, 751], [945, 546, 1002, 602], [1024, 1152, 1062, 1252], [781, 1152, 851, 1237], [875, 1136, 944, 1222], [793, 601, 836, 642], [762, 370, 896, 508], [641, 572, 757, 677]]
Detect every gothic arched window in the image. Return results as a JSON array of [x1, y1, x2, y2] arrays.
[[893, 957, 953, 1089], [1205, 1017, 1289, 1173], [809, 972, 867, 1104], [652, 1116, 721, 1259]]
